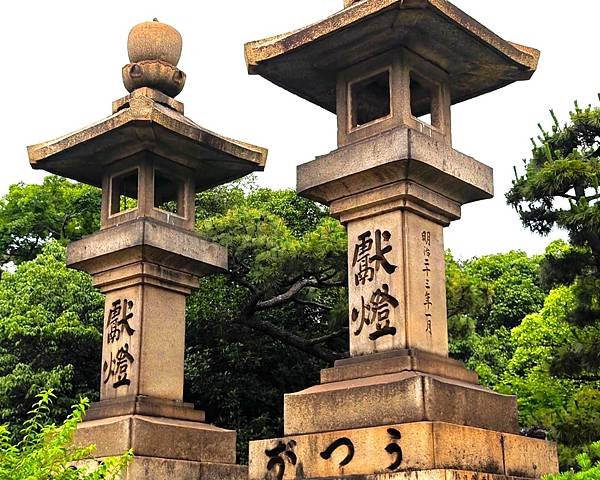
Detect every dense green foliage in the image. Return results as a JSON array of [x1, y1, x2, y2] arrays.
[[0, 177, 100, 268], [0, 390, 130, 479], [447, 250, 546, 386], [0, 242, 103, 428], [1, 175, 599, 470], [546, 442, 600, 480], [188, 183, 347, 458], [507, 101, 600, 380]]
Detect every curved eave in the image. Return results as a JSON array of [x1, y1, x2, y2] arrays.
[[244, 0, 540, 113], [27, 99, 268, 190]]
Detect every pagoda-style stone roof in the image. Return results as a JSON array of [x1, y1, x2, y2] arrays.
[[28, 89, 267, 191], [244, 0, 540, 113]]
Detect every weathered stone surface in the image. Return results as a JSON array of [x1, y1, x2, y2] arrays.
[[84, 395, 206, 422], [67, 218, 227, 282], [75, 415, 236, 464], [128, 21, 182, 66], [321, 349, 478, 384], [347, 210, 448, 357], [503, 434, 559, 478], [113, 87, 184, 114], [297, 127, 493, 215], [77, 456, 248, 480], [125, 457, 248, 480], [284, 372, 519, 435], [97, 284, 187, 401], [27, 91, 267, 191], [249, 423, 557, 480], [245, 0, 539, 114]]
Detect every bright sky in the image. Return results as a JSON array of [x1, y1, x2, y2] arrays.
[[1, 1, 596, 259]]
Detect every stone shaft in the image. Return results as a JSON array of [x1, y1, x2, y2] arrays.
[[100, 284, 185, 401], [348, 210, 447, 357]]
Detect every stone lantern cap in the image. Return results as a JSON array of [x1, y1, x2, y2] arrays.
[[244, 0, 540, 113], [27, 89, 267, 191]]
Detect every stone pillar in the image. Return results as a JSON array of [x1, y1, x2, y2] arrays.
[[28, 19, 267, 480], [244, 1, 559, 479]]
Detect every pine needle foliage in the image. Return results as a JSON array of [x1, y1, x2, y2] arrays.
[[507, 98, 600, 379]]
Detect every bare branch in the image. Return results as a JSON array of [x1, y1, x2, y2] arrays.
[[318, 279, 346, 288], [307, 328, 348, 346], [255, 278, 319, 310], [233, 314, 341, 363], [293, 298, 333, 311]]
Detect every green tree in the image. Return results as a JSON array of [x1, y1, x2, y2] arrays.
[[495, 285, 600, 468], [0, 179, 348, 462], [0, 390, 131, 479], [0, 242, 103, 427], [187, 188, 347, 458], [507, 101, 600, 378], [0, 176, 101, 268], [446, 250, 546, 386], [545, 441, 600, 480]]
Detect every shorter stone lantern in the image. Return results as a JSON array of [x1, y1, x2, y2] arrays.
[[28, 19, 266, 480]]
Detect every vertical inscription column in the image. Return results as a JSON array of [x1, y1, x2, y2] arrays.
[[101, 286, 142, 400], [404, 211, 448, 356], [99, 281, 187, 401], [348, 211, 406, 356], [347, 210, 448, 357]]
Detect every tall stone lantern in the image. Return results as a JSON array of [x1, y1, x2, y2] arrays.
[[244, 1, 559, 479], [27, 20, 267, 479]]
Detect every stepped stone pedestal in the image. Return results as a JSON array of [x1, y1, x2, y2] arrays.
[[27, 19, 267, 480], [244, 1, 557, 479]]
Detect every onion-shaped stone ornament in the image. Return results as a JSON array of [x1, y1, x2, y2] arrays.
[[122, 19, 186, 97]]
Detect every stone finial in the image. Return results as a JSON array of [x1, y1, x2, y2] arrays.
[[122, 19, 186, 98]]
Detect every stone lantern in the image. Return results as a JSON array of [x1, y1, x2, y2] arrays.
[[28, 19, 266, 479], [244, 1, 559, 479]]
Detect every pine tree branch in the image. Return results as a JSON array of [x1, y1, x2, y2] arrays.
[[255, 278, 319, 310], [293, 298, 333, 311], [307, 328, 348, 346], [233, 312, 341, 363]]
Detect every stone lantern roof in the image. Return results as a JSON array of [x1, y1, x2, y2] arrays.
[[244, 0, 540, 113], [27, 91, 267, 190], [28, 20, 267, 191]]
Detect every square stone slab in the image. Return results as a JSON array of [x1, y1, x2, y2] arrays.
[[284, 371, 519, 435], [321, 349, 479, 384], [67, 217, 227, 282], [249, 422, 558, 480], [75, 414, 236, 464]]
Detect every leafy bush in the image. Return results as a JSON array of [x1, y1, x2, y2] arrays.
[[546, 442, 600, 480], [0, 390, 131, 479]]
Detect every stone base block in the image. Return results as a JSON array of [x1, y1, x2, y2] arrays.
[[80, 456, 247, 480], [127, 457, 248, 480], [85, 395, 206, 422], [284, 371, 519, 435], [254, 469, 547, 480], [75, 414, 236, 464], [321, 349, 479, 384], [249, 422, 558, 480]]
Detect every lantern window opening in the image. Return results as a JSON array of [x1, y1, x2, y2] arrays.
[[110, 168, 139, 216], [409, 71, 441, 130], [348, 68, 392, 130], [153, 169, 186, 218]]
